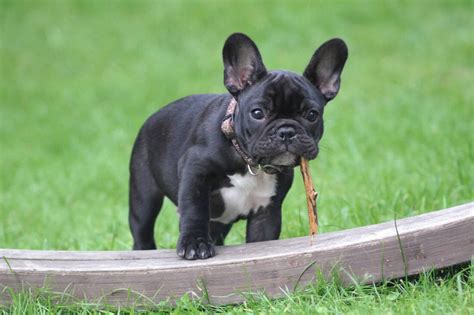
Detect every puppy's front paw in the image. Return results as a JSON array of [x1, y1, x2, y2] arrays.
[[177, 234, 215, 260]]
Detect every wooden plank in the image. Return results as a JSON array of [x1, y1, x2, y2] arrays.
[[1, 202, 472, 306]]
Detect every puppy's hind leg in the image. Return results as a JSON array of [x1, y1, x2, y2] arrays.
[[129, 186, 164, 250], [209, 221, 233, 246], [129, 137, 164, 250]]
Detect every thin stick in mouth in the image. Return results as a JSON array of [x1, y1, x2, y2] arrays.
[[300, 158, 319, 245]]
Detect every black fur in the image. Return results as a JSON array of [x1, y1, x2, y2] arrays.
[[129, 33, 348, 259]]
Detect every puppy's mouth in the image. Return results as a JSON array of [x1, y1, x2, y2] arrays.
[[253, 136, 319, 168], [268, 152, 298, 167]]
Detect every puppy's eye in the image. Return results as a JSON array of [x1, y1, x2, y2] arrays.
[[306, 110, 319, 122], [251, 108, 265, 120]]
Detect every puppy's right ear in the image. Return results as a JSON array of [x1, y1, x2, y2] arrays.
[[223, 33, 267, 96]]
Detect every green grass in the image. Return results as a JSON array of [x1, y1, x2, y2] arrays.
[[1, 0, 473, 313], [5, 267, 473, 314]]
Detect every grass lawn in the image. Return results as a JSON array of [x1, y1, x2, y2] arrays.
[[1, 0, 473, 313]]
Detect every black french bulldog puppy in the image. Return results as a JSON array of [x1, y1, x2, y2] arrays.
[[129, 33, 348, 260]]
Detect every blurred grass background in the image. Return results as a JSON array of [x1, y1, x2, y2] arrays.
[[1, 0, 473, 312], [0, 0, 472, 251]]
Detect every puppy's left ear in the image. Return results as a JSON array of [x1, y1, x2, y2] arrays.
[[223, 33, 267, 96], [303, 38, 348, 101]]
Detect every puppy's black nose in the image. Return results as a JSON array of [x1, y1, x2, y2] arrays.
[[277, 126, 296, 141]]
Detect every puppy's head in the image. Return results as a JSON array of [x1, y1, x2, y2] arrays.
[[223, 33, 348, 168]]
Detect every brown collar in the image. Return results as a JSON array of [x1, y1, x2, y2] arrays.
[[221, 98, 281, 175]]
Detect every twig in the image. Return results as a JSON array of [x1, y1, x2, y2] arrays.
[[300, 158, 319, 244]]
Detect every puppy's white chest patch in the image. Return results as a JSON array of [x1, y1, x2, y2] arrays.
[[212, 172, 277, 224]]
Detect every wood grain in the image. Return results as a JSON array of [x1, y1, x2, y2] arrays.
[[1, 202, 472, 307]]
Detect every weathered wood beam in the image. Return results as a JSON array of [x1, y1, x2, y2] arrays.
[[1, 202, 472, 306]]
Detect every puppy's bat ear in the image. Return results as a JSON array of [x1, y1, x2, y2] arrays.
[[303, 38, 348, 101], [223, 33, 267, 96]]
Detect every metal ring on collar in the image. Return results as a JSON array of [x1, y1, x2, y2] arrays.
[[247, 164, 260, 176]]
